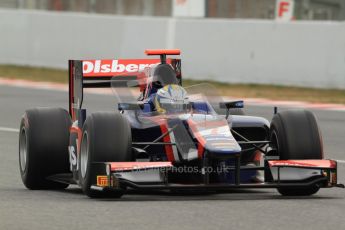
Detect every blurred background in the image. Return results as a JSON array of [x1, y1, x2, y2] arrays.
[[0, 0, 345, 90], [1, 0, 345, 20]]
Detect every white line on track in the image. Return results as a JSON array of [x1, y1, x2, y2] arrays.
[[336, 160, 345, 164], [0, 127, 19, 133]]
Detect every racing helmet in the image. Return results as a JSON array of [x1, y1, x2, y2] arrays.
[[154, 84, 189, 114], [151, 64, 178, 90]]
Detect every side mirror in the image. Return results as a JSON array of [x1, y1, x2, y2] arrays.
[[118, 102, 144, 111], [219, 101, 244, 109], [219, 100, 244, 119]]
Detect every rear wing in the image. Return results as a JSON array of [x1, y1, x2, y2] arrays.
[[68, 57, 182, 121]]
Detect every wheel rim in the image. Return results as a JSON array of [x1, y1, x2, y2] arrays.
[[19, 127, 27, 172], [270, 130, 280, 157], [80, 132, 89, 179]]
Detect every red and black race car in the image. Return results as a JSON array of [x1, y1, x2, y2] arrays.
[[19, 49, 343, 198]]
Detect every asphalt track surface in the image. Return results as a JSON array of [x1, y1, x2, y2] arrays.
[[0, 85, 344, 230]]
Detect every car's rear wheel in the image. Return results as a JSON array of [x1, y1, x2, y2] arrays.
[[269, 110, 323, 196], [19, 108, 71, 189], [79, 112, 132, 198]]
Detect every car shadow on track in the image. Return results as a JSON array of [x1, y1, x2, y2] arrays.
[[58, 187, 342, 202], [5, 187, 341, 202]]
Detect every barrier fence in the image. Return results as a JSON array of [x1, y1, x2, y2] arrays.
[[0, 9, 344, 89]]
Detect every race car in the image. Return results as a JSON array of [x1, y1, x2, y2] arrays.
[[19, 49, 343, 198]]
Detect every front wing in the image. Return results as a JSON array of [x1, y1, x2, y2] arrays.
[[89, 160, 344, 192]]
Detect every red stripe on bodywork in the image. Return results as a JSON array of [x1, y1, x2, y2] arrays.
[[187, 119, 205, 159], [159, 122, 175, 162], [144, 116, 176, 162], [69, 60, 75, 121], [268, 160, 337, 169]]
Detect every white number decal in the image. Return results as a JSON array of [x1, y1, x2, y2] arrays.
[[68, 143, 78, 171]]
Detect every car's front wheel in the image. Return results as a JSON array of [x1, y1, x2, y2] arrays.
[[270, 109, 323, 196], [79, 112, 132, 198]]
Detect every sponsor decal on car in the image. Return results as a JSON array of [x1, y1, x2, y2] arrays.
[[97, 176, 108, 187], [68, 145, 77, 171], [82, 59, 170, 77]]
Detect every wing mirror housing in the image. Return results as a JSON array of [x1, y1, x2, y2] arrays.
[[219, 100, 244, 119]]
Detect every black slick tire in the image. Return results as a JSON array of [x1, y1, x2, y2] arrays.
[[19, 108, 71, 189], [269, 110, 323, 196], [79, 112, 132, 198]]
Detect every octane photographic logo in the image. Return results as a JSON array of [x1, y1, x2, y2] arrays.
[[131, 165, 231, 174], [82, 59, 163, 76]]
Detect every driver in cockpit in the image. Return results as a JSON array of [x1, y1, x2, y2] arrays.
[[142, 63, 188, 113]]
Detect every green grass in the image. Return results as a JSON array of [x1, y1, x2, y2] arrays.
[[184, 80, 345, 104], [0, 65, 68, 83], [1, 65, 344, 104]]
